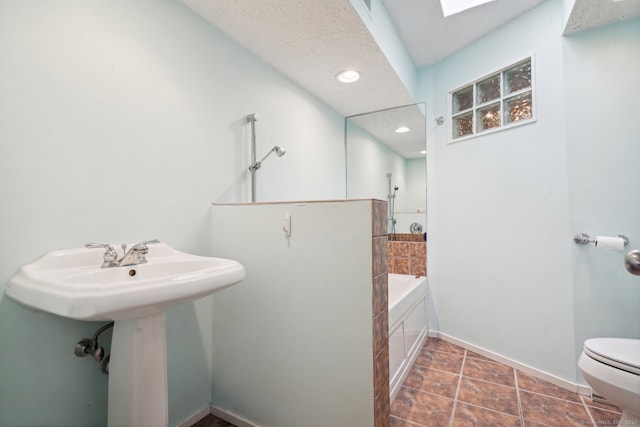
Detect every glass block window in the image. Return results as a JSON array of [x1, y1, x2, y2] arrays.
[[450, 58, 535, 142]]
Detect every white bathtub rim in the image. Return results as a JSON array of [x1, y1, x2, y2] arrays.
[[388, 274, 427, 309], [388, 274, 427, 329]]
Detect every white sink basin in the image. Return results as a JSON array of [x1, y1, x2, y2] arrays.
[[7, 242, 245, 426], [6, 243, 245, 320]]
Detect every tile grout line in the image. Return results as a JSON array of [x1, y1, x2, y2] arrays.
[[450, 400, 523, 421], [459, 371, 518, 389], [514, 369, 525, 427], [518, 383, 619, 412], [582, 402, 621, 415], [424, 347, 466, 358], [579, 395, 598, 427], [399, 384, 456, 399], [448, 349, 467, 427], [420, 340, 622, 427], [390, 414, 425, 427]]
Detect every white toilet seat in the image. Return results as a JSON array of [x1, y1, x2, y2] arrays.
[[579, 338, 640, 425], [584, 338, 640, 375]]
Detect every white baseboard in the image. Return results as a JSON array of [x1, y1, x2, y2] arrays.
[[177, 404, 261, 427], [210, 405, 261, 427], [176, 406, 212, 427], [428, 331, 591, 397]]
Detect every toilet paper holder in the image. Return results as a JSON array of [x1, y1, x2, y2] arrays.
[[574, 233, 629, 246]]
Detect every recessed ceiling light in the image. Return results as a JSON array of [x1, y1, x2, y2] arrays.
[[420, 150, 427, 155], [395, 126, 411, 133], [336, 70, 361, 83]]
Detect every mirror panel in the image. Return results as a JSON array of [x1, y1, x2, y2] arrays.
[[346, 103, 427, 234]]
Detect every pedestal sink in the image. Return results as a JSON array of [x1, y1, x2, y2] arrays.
[[6, 243, 245, 427]]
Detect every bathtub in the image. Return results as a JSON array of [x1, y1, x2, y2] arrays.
[[388, 273, 428, 401]]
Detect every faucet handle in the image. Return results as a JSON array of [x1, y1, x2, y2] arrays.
[[133, 239, 160, 252], [121, 239, 160, 266], [85, 242, 118, 268], [85, 242, 116, 254]]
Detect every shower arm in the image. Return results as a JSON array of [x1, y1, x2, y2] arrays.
[[249, 146, 277, 172], [249, 146, 286, 173], [246, 113, 285, 202]]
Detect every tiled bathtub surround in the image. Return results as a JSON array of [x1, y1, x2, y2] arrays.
[[388, 235, 427, 277], [391, 338, 622, 427], [372, 200, 391, 427], [388, 233, 425, 242]]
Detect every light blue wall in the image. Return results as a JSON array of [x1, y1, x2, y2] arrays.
[[405, 158, 427, 214], [0, 1, 345, 426], [346, 121, 407, 202], [349, 0, 419, 100], [564, 18, 640, 379], [394, 158, 427, 234], [2, 1, 638, 424], [420, 0, 639, 385], [421, 0, 577, 381], [346, 121, 427, 234]]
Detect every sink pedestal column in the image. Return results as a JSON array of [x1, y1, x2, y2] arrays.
[[108, 312, 169, 427]]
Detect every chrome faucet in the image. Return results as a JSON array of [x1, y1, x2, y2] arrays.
[[85, 243, 119, 268], [118, 240, 159, 267], [86, 240, 159, 268]]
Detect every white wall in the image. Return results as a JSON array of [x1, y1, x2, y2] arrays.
[[209, 201, 376, 427], [422, 0, 578, 381], [0, 1, 345, 426]]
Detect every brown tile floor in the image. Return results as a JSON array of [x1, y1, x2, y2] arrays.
[[191, 338, 622, 427], [192, 414, 235, 427], [391, 338, 622, 427]]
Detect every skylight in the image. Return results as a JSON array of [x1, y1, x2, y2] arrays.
[[440, 0, 495, 17]]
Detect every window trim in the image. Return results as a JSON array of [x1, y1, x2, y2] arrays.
[[447, 56, 537, 144]]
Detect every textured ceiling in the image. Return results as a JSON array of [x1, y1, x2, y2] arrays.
[[181, 0, 640, 158], [564, 0, 640, 34], [181, 0, 415, 118]]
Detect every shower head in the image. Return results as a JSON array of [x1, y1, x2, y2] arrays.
[[246, 113, 260, 122], [274, 146, 286, 157]]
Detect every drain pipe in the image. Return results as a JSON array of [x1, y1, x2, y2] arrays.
[[74, 321, 114, 374]]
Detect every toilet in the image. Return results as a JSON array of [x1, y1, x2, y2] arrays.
[[578, 338, 640, 426]]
